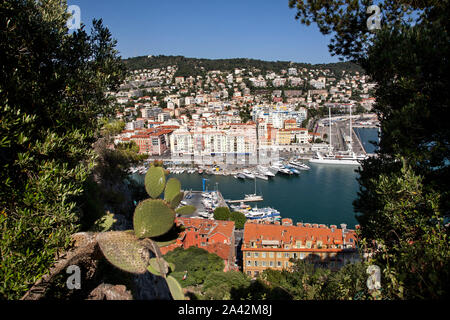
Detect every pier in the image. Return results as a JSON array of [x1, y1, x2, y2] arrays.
[[352, 128, 366, 155], [226, 197, 264, 204]]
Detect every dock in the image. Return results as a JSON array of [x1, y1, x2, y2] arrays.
[[226, 197, 264, 204]]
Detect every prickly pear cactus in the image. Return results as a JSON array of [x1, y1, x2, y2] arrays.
[[145, 166, 166, 199], [97, 231, 150, 274], [98, 164, 189, 300], [164, 178, 181, 202], [133, 199, 175, 238], [169, 192, 184, 208], [166, 275, 185, 300], [92, 212, 116, 232], [147, 258, 163, 276], [175, 205, 197, 216]]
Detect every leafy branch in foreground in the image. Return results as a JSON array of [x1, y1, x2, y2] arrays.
[[0, 0, 126, 299], [357, 160, 450, 299]]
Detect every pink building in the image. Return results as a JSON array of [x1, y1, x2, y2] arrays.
[[130, 129, 173, 155]]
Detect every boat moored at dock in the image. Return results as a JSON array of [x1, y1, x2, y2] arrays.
[[289, 161, 311, 170]]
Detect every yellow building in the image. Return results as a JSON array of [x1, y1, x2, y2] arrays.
[[242, 220, 359, 277], [284, 119, 297, 129], [275, 129, 292, 145]]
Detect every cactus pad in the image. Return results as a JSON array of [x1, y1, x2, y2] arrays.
[[147, 258, 163, 276], [97, 231, 151, 274], [175, 205, 197, 216], [169, 192, 184, 208], [166, 275, 185, 300], [151, 224, 183, 247], [164, 178, 181, 202], [134, 199, 175, 238], [154, 239, 177, 247], [145, 166, 166, 198], [93, 212, 116, 232]]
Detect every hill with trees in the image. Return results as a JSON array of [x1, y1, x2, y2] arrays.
[[122, 55, 364, 76]]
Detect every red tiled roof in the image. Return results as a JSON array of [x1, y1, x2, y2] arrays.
[[287, 128, 307, 131], [207, 242, 231, 261], [243, 222, 356, 248], [160, 217, 235, 265]]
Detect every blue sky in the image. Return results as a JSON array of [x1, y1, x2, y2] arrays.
[[68, 0, 340, 64]]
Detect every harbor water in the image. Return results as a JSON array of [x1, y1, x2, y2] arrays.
[[354, 127, 379, 154], [132, 128, 379, 229], [133, 164, 360, 228]]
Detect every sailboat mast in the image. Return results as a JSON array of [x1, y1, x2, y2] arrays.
[[329, 106, 332, 155], [349, 105, 353, 154]]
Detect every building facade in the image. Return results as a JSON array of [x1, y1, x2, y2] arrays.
[[242, 219, 359, 277]]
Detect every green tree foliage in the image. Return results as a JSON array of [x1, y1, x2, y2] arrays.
[[212, 207, 246, 229], [238, 105, 252, 123], [202, 271, 251, 300], [78, 121, 147, 230], [354, 104, 366, 114], [289, 0, 429, 61], [261, 260, 369, 300], [213, 207, 231, 221], [290, 0, 450, 298], [356, 161, 450, 299], [230, 211, 247, 229], [101, 119, 126, 136], [228, 278, 293, 300], [122, 55, 364, 75], [163, 247, 225, 288], [0, 0, 126, 299]]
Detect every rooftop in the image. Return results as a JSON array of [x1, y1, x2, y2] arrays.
[[243, 220, 357, 251]]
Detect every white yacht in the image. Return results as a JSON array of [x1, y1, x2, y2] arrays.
[[309, 152, 365, 165], [278, 166, 293, 175], [235, 173, 246, 179], [310, 106, 368, 166], [242, 169, 255, 179], [254, 173, 269, 180], [269, 162, 291, 175], [289, 161, 311, 171], [245, 206, 281, 220], [257, 165, 276, 177], [268, 166, 280, 174]]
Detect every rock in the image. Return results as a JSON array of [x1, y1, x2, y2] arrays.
[[88, 284, 133, 300]]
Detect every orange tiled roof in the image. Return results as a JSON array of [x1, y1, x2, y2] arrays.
[[207, 242, 231, 261], [160, 217, 235, 264], [243, 222, 356, 249]]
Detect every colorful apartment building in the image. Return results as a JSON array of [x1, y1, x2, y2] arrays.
[[242, 219, 359, 277], [284, 119, 298, 129], [170, 123, 258, 158], [160, 217, 237, 272], [129, 129, 174, 155], [276, 128, 309, 145]]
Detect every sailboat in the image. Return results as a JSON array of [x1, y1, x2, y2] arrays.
[[309, 106, 368, 166], [244, 177, 263, 201]]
